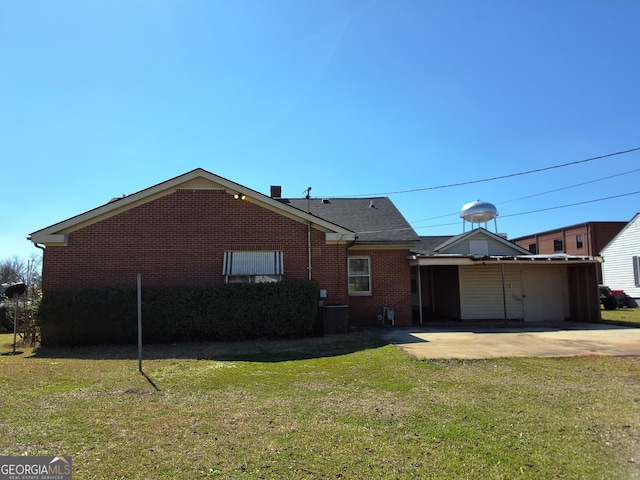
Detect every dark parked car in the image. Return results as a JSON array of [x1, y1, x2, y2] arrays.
[[600, 285, 629, 310], [599, 286, 617, 310]]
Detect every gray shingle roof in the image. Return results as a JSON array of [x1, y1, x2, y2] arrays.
[[285, 197, 419, 245], [410, 236, 455, 255]]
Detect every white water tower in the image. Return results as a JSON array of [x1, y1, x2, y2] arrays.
[[460, 200, 498, 232]]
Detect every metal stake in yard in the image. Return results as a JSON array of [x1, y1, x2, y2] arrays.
[[137, 274, 143, 373], [12, 293, 18, 354]]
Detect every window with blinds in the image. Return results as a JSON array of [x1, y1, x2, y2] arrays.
[[222, 251, 284, 283]]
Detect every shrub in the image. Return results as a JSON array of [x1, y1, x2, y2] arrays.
[[37, 280, 319, 345], [0, 304, 12, 332]]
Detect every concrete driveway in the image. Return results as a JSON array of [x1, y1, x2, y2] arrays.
[[368, 322, 640, 360]]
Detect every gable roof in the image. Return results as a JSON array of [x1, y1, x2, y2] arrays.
[[285, 197, 419, 245], [600, 212, 640, 254], [412, 228, 531, 256], [410, 236, 454, 255], [29, 168, 356, 246]]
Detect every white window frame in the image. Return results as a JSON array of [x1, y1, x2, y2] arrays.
[[348, 256, 372, 296]]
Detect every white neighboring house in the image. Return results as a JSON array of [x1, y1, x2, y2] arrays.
[[601, 212, 640, 300]]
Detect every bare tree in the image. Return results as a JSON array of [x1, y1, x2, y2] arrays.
[[0, 255, 42, 286], [0, 255, 42, 344]]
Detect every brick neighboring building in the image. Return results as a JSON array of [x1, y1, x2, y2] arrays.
[[511, 222, 627, 256], [511, 221, 627, 282]]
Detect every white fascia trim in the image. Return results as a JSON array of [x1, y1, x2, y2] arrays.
[[29, 168, 356, 245], [409, 257, 474, 266], [29, 234, 68, 246], [326, 232, 357, 243]]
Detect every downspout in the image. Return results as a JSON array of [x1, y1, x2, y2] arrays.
[[27, 236, 46, 253], [304, 187, 312, 280], [307, 221, 312, 280], [417, 264, 423, 325]]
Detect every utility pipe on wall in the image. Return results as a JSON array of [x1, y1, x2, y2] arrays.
[[305, 187, 312, 280], [417, 266, 423, 325]]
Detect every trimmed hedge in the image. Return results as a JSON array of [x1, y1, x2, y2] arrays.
[[38, 280, 320, 345]]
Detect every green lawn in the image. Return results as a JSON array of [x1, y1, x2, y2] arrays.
[[1, 332, 639, 479], [601, 304, 640, 326]]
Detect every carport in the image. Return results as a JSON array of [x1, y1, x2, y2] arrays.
[[410, 255, 602, 324]]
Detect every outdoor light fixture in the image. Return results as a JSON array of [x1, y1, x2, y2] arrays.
[[234, 193, 246, 200]]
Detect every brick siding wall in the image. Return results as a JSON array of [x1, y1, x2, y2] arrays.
[[347, 248, 413, 326], [41, 189, 412, 325]]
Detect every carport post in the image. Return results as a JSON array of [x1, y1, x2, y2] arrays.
[[137, 274, 142, 373], [500, 263, 508, 322]]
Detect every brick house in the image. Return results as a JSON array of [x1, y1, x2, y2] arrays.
[[29, 168, 419, 327], [29, 168, 603, 333]]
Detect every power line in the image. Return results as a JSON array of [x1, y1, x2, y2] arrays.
[[410, 167, 640, 224], [499, 168, 640, 205], [414, 190, 640, 230], [500, 190, 640, 219], [326, 147, 640, 198], [357, 190, 640, 235]]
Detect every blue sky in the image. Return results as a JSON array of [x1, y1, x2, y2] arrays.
[[2, 0, 639, 262]]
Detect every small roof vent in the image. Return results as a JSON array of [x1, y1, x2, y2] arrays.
[[270, 186, 282, 198]]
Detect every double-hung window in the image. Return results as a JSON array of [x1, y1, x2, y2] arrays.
[[223, 251, 284, 283], [634, 256, 640, 287], [348, 256, 371, 295], [554, 239, 564, 253]]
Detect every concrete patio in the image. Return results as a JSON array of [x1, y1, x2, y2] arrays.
[[368, 322, 640, 360]]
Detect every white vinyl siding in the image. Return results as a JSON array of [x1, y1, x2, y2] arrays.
[[469, 240, 489, 256], [459, 264, 570, 321], [458, 264, 525, 320], [601, 214, 640, 298], [445, 235, 524, 256]]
